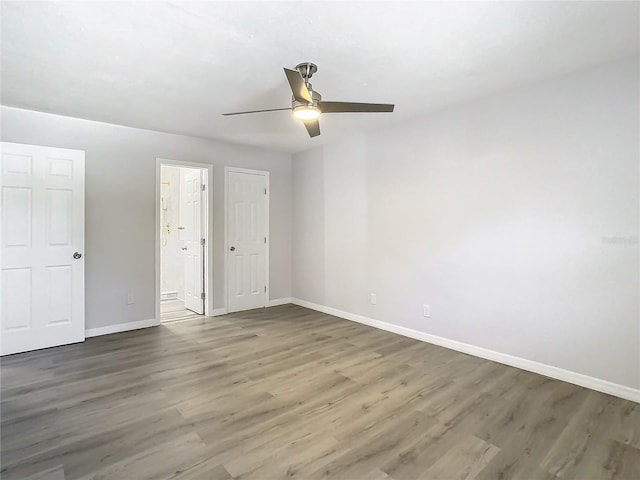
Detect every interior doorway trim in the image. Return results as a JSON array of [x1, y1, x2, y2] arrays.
[[155, 158, 213, 321]]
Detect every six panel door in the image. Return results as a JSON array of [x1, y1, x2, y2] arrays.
[[181, 168, 204, 314], [227, 170, 267, 313], [1, 142, 85, 355]]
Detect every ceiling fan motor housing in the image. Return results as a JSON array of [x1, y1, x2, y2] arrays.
[[292, 88, 322, 109]]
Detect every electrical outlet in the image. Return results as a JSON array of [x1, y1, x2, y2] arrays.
[[127, 293, 135, 305], [370, 293, 377, 305], [423, 304, 430, 317]]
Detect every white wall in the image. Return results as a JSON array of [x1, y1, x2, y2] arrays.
[[292, 56, 640, 390], [292, 148, 325, 305], [0, 106, 292, 329]]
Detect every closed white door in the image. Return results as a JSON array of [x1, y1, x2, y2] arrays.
[[1, 142, 85, 355], [180, 169, 203, 314], [227, 169, 268, 313]]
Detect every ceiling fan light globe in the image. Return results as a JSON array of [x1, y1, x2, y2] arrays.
[[293, 105, 321, 121]]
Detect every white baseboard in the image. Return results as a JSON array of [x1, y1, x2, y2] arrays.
[[160, 291, 178, 301], [291, 298, 640, 404], [85, 318, 159, 338], [212, 308, 228, 316], [267, 297, 292, 307]]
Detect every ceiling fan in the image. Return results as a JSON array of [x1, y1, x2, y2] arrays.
[[222, 62, 395, 138]]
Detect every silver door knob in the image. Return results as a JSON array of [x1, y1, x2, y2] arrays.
[[230, 246, 236, 251], [73, 252, 82, 259]]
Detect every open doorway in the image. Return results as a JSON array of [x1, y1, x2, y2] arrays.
[[156, 159, 212, 322]]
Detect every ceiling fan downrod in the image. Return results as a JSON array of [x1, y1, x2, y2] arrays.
[[296, 62, 317, 86]]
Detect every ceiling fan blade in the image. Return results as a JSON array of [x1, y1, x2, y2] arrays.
[[284, 68, 313, 104], [319, 102, 395, 114], [303, 119, 321, 138], [222, 107, 290, 116]]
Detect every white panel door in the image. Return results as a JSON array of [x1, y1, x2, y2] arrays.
[[0, 142, 85, 355], [227, 170, 267, 313], [180, 169, 203, 314]]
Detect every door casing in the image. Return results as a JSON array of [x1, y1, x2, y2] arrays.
[[155, 158, 213, 320]]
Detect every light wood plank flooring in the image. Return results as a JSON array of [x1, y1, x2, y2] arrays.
[[1, 304, 639, 479], [161, 299, 202, 323]]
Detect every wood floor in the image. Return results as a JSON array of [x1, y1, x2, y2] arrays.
[[1, 305, 639, 480], [160, 299, 202, 323]]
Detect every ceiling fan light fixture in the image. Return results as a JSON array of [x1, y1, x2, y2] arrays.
[[293, 105, 321, 121]]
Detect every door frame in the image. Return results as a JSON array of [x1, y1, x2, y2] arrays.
[[224, 166, 270, 312], [155, 158, 213, 320]]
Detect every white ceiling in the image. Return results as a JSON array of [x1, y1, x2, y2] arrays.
[[2, 1, 638, 153]]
